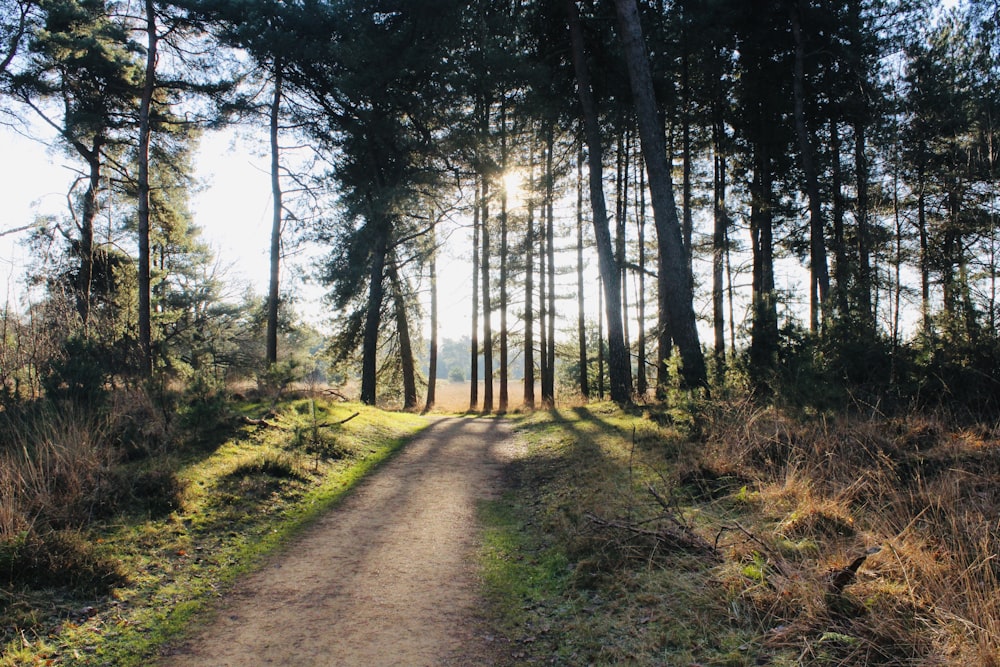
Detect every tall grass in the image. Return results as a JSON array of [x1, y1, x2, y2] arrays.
[[0, 404, 117, 540], [703, 400, 1000, 663]]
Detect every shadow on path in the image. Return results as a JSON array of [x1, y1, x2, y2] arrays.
[[159, 416, 517, 667]]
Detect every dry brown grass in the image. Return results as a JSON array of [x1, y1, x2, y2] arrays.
[[702, 401, 1000, 664], [0, 406, 117, 539]]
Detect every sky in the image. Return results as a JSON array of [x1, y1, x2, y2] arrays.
[[1, 115, 820, 353], [0, 121, 498, 342], [0, 125, 311, 315]]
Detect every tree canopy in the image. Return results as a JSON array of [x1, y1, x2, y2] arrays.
[[0, 0, 996, 413]]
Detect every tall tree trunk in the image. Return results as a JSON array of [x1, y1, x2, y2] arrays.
[[566, 0, 633, 403], [598, 273, 605, 399], [635, 152, 647, 397], [712, 114, 727, 382], [499, 103, 509, 413], [136, 0, 156, 375], [891, 161, 903, 352], [524, 153, 536, 408], [790, 1, 830, 333], [481, 176, 494, 414], [577, 139, 589, 398], [917, 171, 930, 335], [831, 115, 849, 317], [612, 0, 705, 391], [538, 143, 549, 406], [617, 127, 633, 390], [749, 145, 778, 381], [266, 65, 283, 367], [545, 128, 557, 406], [76, 139, 102, 332], [855, 119, 873, 330], [360, 224, 388, 405], [388, 257, 417, 410], [424, 220, 438, 413], [726, 219, 736, 356], [470, 178, 481, 410], [681, 47, 694, 281]]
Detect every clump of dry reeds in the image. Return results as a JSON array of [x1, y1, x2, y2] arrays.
[[0, 389, 180, 592], [0, 405, 117, 540]]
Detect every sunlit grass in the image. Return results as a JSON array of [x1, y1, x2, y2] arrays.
[[0, 397, 429, 666], [480, 400, 1000, 665]]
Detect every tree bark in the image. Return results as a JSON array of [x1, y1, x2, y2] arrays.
[[790, 1, 830, 333], [388, 257, 417, 410], [681, 47, 693, 282], [360, 224, 388, 405], [544, 128, 557, 406], [481, 176, 494, 414], [831, 115, 849, 316], [635, 151, 647, 397], [598, 273, 605, 399], [855, 119, 873, 330], [136, 0, 156, 375], [470, 178, 480, 410], [917, 170, 930, 335], [538, 146, 549, 406], [712, 114, 727, 381], [616, 127, 633, 391], [566, 0, 632, 403], [523, 152, 536, 408], [749, 144, 778, 381], [612, 0, 705, 391], [424, 220, 438, 413], [75, 138, 102, 332], [576, 140, 589, 398], [266, 65, 283, 367], [499, 102, 509, 413]]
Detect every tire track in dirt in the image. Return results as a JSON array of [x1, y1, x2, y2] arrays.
[[159, 416, 516, 667]]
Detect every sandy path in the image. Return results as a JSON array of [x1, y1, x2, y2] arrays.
[[159, 416, 516, 667]]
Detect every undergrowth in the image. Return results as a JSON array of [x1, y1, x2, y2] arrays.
[[482, 400, 1000, 665], [0, 392, 428, 666]]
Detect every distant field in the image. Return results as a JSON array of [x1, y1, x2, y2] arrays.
[[285, 379, 553, 413], [430, 380, 507, 413]]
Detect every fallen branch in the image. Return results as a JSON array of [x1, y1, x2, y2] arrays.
[[239, 411, 359, 431], [314, 411, 360, 428], [322, 388, 350, 402], [585, 509, 719, 560], [239, 415, 280, 428]]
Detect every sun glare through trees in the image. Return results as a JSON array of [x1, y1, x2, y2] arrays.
[[0, 0, 995, 412], [1, 0, 1000, 662]]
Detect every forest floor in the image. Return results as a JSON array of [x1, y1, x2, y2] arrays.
[[156, 415, 520, 667]]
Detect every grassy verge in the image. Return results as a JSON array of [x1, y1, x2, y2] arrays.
[[0, 397, 428, 666], [480, 400, 1000, 665]]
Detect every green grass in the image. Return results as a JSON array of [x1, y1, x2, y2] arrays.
[[0, 398, 429, 666], [479, 401, 1000, 665], [477, 403, 753, 666]]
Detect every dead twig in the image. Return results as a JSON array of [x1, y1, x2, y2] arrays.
[[714, 521, 790, 578], [322, 388, 350, 402], [585, 495, 719, 561], [313, 411, 360, 428]]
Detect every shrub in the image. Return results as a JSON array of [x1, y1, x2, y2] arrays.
[[0, 529, 125, 594], [39, 336, 111, 405]]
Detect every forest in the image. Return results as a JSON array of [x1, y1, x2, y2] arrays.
[[1, 0, 1000, 663], [0, 0, 996, 412]]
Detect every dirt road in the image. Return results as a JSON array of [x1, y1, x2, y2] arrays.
[[159, 416, 517, 667]]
